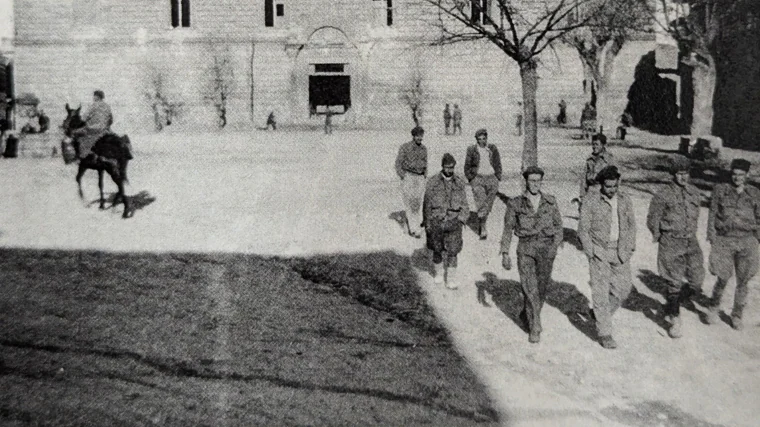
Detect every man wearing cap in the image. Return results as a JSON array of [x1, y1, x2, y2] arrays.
[[395, 126, 428, 238], [580, 134, 614, 197], [464, 128, 503, 239], [646, 157, 704, 338], [423, 153, 470, 289], [500, 166, 563, 343], [705, 158, 760, 330], [73, 90, 114, 159], [578, 165, 636, 349]]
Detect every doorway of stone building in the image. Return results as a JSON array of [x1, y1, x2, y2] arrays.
[[309, 73, 351, 115]]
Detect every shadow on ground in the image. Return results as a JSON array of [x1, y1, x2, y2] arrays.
[[0, 248, 499, 426], [86, 190, 157, 213], [388, 210, 408, 232]]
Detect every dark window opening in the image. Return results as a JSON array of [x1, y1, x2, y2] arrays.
[[276, 4, 284, 17], [470, 0, 489, 25], [181, 0, 191, 27], [265, 0, 274, 27], [309, 75, 351, 113], [386, 0, 393, 26], [170, 0, 180, 28], [314, 63, 345, 73]]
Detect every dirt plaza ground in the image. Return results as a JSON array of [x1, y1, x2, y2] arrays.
[[1, 125, 759, 426]]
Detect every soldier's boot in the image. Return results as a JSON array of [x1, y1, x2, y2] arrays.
[[445, 267, 458, 290], [433, 263, 445, 285], [666, 294, 683, 338], [705, 279, 727, 325], [479, 217, 487, 240], [731, 304, 745, 331]]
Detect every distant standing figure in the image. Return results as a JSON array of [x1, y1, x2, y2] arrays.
[[452, 104, 462, 135], [72, 90, 113, 159], [578, 166, 636, 350], [443, 104, 452, 135], [557, 99, 567, 125], [501, 166, 563, 344], [464, 128, 503, 240], [395, 126, 428, 238], [324, 109, 334, 135], [515, 102, 523, 136], [266, 111, 277, 130], [581, 102, 597, 139], [37, 109, 50, 133], [705, 159, 760, 331], [423, 153, 470, 289], [646, 158, 704, 339]]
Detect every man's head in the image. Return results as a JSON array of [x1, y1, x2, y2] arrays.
[[591, 133, 607, 155], [522, 166, 544, 196], [671, 157, 691, 187], [475, 128, 488, 146], [411, 126, 425, 144], [596, 165, 621, 198], [93, 90, 105, 101], [730, 158, 751, 188], [441, 153, 456, 178]]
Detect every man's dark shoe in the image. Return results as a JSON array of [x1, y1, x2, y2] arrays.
[[528, 331, 541, 344], [599, 335, 617, 349]]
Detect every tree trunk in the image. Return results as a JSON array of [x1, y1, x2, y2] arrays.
[[520, 60, 539, 170], [593, 39, 622, 135], [690, 56, 716, 138]]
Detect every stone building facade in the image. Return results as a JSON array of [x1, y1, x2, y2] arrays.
[[14, 0, 657, 133]]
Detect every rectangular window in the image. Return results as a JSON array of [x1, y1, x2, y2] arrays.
[[386, 0, 393, 26], [171, 0, 190, 28], [276, 4, 284, 17], [265, 0, 274, 27], [470, 0, 490, 25], [315, 64, 345, 73]]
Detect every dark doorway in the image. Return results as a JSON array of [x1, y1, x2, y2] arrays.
[[624, 51, 684, 135], [309, 75, 351, 113]]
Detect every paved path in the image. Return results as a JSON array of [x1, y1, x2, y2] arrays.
[[1, 129, 758, 426]]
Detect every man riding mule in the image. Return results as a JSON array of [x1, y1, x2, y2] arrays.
[[62, 90, 134, 218]]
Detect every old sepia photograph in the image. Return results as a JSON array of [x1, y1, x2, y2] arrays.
[[0, 0, 758, 425]]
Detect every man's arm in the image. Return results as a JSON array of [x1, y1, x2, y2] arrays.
[[707, 185, 720, 243], [457, 181, 470, 224], [578, 197, 594, 259], [463, 147, 475, 182], [646, 192, 665, 242], [491, 145, 503, 181], [551, 201, 564, 250], [395, 145, 406, 180], [500, 199, 517, 255]]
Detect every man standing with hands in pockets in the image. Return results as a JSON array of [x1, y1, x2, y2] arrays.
[[501, 166, 564, 344], [395, 126, 428, 238]]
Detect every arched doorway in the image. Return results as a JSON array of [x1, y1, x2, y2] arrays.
[[291, 27, 362, 122]]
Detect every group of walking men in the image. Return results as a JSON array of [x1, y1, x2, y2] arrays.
[[396, 126, 760, 349]]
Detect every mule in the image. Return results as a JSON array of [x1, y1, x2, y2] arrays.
[[61, 103, 133, 218]]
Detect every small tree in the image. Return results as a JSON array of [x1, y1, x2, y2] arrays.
[[143, 65, 184, 131], [202, 45, 236, 128], [400, 66, 430, 127], [564, 0, 650, 132], [420, 0, 606, 169]]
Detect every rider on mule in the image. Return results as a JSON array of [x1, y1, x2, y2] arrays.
[[73, 90, 114, 159]]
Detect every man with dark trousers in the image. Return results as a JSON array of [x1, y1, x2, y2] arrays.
[[423, 153, 470, 289], [706, 158, 760, 330], [464, 128, 502, 240], [395, 126, 428, 238], [501, 166, 563, 343], [578, 166, 636, 349], [646, 157, 704, 338]]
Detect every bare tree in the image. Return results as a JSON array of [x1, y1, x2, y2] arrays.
[[418, 0, 605, 169], [143, 65, 184, 131], [642, 0, 746, 139], [202, 45, 236, 128], [400, 65, 430, 127], [564, 0, 650, 133]]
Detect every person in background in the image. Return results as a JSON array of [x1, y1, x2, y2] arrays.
[[395, 126, 428, 238], [452, 104, 462, 135], [443, 104, 452, 135], [72, 90, 113, 159], [464, 128, 502, 240]]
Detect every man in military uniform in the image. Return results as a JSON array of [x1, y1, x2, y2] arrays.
[[578, 166, 636, 349], [579, 133, 614, 199], [500, 166, 563, 343], [646, 157, 704, 338], [706, 158, 760, 330], [423, 153, 470, 289], [395, 126, 428, 238], [464, 128, 503, 240]]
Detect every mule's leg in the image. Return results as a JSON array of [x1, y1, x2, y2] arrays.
[[98, 169, 106, 210], [76, 163, 87, 200], [107, 166, 131, 218]]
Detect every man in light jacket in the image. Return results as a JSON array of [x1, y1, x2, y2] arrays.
[[464, 128, 502, 240]]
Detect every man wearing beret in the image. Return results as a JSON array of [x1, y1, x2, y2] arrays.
[[423, 153, 470, 289], [464, 128, 503, 240], [578, 166, 636, 349], [646, 157, 704, 338], [500, 166, 564, 343], [395, 126, 428, 238], [706, 158, 760, 330]]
